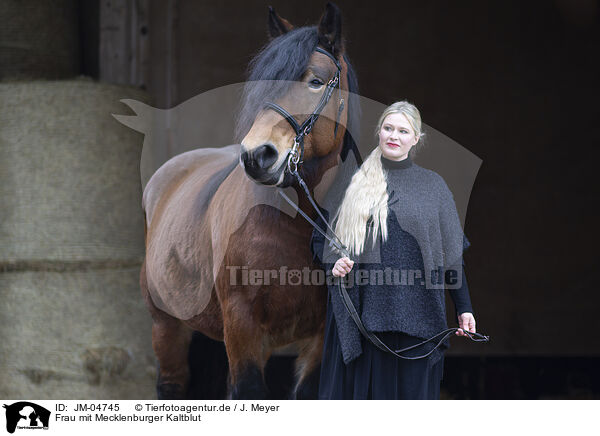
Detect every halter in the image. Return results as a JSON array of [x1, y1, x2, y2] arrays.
[[264, 46, 344, 174]]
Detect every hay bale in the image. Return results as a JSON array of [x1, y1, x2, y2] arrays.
[[0, 0, 79, 80], [0, 268, 155, 399], [0, 79, 153, 398], [0, 79, 148, 262]]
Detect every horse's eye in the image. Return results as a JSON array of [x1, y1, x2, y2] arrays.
[[309, 78, 324, 88]]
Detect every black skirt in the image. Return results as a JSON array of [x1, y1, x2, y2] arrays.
[[318, 292, 445, 400]]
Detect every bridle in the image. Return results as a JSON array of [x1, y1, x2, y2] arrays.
[[272, 47, 489, 360], [263, 46, 344, 175]]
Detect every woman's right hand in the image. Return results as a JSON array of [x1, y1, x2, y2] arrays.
[[332, 257, 354, 277]]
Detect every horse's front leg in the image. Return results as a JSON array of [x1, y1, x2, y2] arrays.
[[222, 297, 270, 400], [141, 261, 192, 399], [151, 312, 193, 399]]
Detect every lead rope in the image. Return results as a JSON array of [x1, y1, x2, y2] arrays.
[[277, 169, 490, 360]]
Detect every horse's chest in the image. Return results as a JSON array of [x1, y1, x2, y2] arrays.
[[222, 216, 325, 336], [229, 212, 312, 268]]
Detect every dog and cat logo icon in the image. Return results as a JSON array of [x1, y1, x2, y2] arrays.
[[2, 402, 50, 433]]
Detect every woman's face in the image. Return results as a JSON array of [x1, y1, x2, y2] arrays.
[[377, 112, 419, 161]]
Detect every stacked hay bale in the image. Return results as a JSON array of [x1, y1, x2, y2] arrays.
[[0, 2, 155, 399]]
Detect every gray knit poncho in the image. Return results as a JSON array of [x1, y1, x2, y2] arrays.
[[311, 155, 472, 365]]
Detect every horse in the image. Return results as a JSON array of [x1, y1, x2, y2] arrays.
[[140, 3, 360, 399]]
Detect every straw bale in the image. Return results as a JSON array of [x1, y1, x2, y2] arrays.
[[0, 267, 155, 399], [0, 79, 148, 262]]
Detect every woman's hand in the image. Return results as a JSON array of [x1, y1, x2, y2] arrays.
[[456, 312, 476, 337], [332, 257, 354, 277]]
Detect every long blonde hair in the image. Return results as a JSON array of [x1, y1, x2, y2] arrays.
[[333, 101, 423, 256]]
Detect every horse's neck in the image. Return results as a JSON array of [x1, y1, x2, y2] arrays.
[[222, 166, 328, 235]]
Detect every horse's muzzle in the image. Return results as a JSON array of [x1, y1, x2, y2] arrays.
[[240, 144, 286, 185]]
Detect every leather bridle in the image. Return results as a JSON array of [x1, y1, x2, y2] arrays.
[[273, 47, 490, 360], [264, 46, 344, 175]]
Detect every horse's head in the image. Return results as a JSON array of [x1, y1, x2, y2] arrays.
[[238, 3, 354, 188]]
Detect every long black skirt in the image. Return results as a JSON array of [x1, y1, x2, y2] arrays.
[[318, 293, 445, 400]]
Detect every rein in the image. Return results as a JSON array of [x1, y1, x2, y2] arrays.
[[272, 46, 489, 360]]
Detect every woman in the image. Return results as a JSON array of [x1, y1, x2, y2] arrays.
[[311, 101, 477, 400]]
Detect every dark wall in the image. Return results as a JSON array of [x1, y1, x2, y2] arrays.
[[142, 0, 599, 356], [5, 0, 597, 399]]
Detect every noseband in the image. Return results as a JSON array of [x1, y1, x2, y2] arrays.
[[263, 46, 344, 174]]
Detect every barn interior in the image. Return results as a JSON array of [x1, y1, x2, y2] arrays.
[[1, 0, 599, 400]]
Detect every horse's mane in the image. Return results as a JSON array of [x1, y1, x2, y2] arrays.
[[235, 27, 318, 142], [340, 54, 361, 165]]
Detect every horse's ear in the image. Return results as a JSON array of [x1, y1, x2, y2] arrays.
[[318, 2, 344, 58], [268, 6, 294, 39]]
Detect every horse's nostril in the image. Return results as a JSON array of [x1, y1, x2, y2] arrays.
[[254, 144, 278, 169], [240, 149, 250, 167]]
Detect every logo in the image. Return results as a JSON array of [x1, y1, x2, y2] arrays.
[[2, 402, 50, 434]]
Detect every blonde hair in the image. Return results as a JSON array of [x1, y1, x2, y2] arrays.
[[333, 101, 423, 256]]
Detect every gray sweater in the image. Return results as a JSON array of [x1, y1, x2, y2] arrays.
[[310, 155, 473, 365]]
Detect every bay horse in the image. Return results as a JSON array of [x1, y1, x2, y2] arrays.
[[140, 3, 359, 399]]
